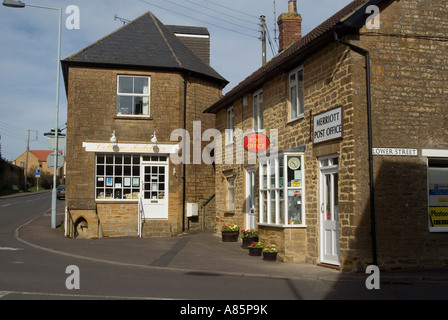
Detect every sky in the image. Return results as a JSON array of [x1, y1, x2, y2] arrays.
[[0, 0, 354, 161]]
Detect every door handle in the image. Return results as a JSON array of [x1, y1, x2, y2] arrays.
[[320, 203, 325, 214]]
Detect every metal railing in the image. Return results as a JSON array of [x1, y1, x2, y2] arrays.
[[138, 193, 144, 237]]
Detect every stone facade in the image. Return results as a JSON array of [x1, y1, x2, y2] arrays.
[[65, 67, 222, 239], [208, 0, 448, 271]]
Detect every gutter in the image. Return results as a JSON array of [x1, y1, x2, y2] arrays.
[[334, 30, 377, 266], [182, 72, 190, 232]]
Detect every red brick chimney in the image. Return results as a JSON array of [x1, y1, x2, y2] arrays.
[[277, 0, 302, 52]]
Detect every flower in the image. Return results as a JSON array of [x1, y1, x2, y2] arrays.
[[263, 245, 278, 253], [240, 229, 259, 238], [248, 241, 263, 248], [222, 225, 240, 232]]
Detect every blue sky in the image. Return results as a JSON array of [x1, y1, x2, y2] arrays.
[[0, 0, 353, 161]]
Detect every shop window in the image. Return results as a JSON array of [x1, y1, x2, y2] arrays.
[[289, 67, 305, 121], [259, 154, 305, 226], [95, 154, 141, 201], [428, 158, 448, 232], [253, 89, 263, 132], [117, 75, 150, 116]]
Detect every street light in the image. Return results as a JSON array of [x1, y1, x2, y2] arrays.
[[3, 0, 62, 229]]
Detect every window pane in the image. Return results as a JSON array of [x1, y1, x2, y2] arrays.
[[269, 190, 276, 224], [119, 77, 133, 94], [288, 190, 302, 224], [134, 77, 149, 94], [297, 69, 305, 115], [290, 84, 298, 119], [117, 96, 133, 114]]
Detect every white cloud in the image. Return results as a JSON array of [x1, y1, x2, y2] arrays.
[[0, 0, 353, 160]]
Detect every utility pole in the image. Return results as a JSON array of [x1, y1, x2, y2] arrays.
[[24, 130, 30, 192], [260, 15, 267, 65]]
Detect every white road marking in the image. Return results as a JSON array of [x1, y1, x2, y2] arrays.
[[0, 247, 23, 251]]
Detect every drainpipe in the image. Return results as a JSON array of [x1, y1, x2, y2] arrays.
[[182, 73, 190, 233], [334, 31, 377, 266]]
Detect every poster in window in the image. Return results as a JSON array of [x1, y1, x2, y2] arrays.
[[106, 177, 113, 187], [133, 177, 140, 187], [124, 177, 131, 187]]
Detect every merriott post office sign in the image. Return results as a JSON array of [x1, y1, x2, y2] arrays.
[[313, 106, 343, 144]]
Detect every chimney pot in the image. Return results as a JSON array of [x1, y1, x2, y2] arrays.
[[289, 0, 297, 14]]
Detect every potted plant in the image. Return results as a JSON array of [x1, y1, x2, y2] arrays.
[[247, 242, 263, 256], [221, 225, 240, 242], [263, 245, 278, 261], [240, 229, 259, 249]]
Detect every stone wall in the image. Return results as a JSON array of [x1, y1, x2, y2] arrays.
[[65, 67, 221, 238]]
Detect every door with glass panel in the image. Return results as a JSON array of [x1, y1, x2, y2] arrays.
[[319, 156, 340, 266], [142, 159, 168, 220]]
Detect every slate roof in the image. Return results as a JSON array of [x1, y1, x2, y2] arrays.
[[204, 0, 387, 113], [62, 11, 228, 89]]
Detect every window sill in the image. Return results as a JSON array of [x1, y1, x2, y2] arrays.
[[115, 115, 153, 120], [257, 223, 307, 228], [287, 115, 305, 125], [96, 200, 139, 204]]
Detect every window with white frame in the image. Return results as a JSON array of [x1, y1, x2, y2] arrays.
[[95, 154, 141, 201], [259, 154, 305, 226], [253, 89, 263, 132], [117, 75, 150, 116], [226, 106, 234, 144], [289, 67, 305, 121]]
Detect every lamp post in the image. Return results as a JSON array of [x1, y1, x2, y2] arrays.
[[3, 0, 62, 229]]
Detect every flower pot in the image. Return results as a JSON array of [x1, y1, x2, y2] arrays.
[[248, 247, 262, 256], [263, 252, 277, 261], [221, 231, 239, 242], [242, 237, 259, 249]]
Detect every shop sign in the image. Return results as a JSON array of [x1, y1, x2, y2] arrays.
[[313, 107, 343, 144], [429, 207, 448, 228], [372, 148, 418, 157], [82, 142, 180, 154], [243, 133, 270, 153]]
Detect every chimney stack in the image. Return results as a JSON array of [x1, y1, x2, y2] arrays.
[[277, 0, 302, 52]]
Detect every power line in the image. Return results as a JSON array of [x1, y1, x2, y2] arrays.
[[139, 0, 259, 39], [184, 0, 257, 27], [203, 0, 260, 20], [163, 0, 259, 33]]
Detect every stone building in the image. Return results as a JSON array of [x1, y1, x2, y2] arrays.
[[62, 11, 227, 239], [204, 0, 448, 271]]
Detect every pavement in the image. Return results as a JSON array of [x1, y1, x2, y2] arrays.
[[10, 207, 448, 286]]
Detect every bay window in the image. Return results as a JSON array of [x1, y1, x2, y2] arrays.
[[259, 153, 305, 226]]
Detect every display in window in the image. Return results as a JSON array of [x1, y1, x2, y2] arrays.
[[288, 190, 302, 224]]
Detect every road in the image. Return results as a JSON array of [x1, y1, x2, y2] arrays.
[[1, 193, 448, 307]]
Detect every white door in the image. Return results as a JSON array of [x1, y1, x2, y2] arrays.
[[319, 157, 340, 266], [245, 168, 257, 230], [142, 163, 168, 220]]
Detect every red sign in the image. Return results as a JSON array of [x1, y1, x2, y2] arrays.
[[243, 133, 270, 153]]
